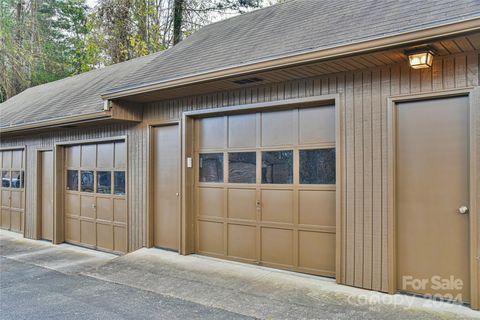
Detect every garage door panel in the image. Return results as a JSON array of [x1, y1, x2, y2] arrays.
[[261, 110, 293, 147], [65, 194, 80, 215], [114, 225, 127, 253], [66, 145, 80, 168], [299, 106, 335, 145], [198, 220, 223, 255], [80, 220, 96, 246], [1, 208, 10, 229], [97, 223, 113, 250], [199, 187, 224, 218], [298, 231, 335, 273], [228, 114, 256, 148], [228, 224, 256, 260], [10, 210, 22, 232], [97, 144, 114, 169], [80, 196, 95, 218], [81, 144, 96, 168], [10, 191, 22, 209], [2, 151, 12, 169], [113, 199, 127, 223], [12, 150, 23, 168], [96, 197, 113, 221], [65, 217, 80, 242], [199, 117, 224, 150], [1, 190, 9, 206], [261, 227, 293, 266], [299, 190, 335, 226], [114, 142, 127, 169], [227, 188, 256, 220], [261, 189, 293, 223]]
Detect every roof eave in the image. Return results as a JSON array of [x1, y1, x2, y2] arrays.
[[0, 111, 112, 135], [102, 16, 480, 100]]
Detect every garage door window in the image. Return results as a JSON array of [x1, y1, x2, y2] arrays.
[[81, 170, 94, 192], [2, 170, 10, 188], [97, 171, 111, 194], [114, 171, 126, 195], [229, 152, 256, 183], [10, 171, 23, 188], [199, 153, 223, 183], [262, 150, 293, 184], [300, 148, 336, 184], [67, 170, 79, 191]]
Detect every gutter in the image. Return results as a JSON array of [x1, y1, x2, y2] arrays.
[[101, 17, 480, 100], [0, 111, 112, 134]]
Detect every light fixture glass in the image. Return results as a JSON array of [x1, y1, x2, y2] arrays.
[[407, 50, 434, 69]]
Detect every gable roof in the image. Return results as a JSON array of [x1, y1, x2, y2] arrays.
[[104, 0, 480, 97], [0, 53, 158, 130], [2, 0, 480, 131]]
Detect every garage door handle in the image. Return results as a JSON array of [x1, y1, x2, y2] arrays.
[[457, 206, 469, 214], [256, 200, 261, 209], [91, 203, 96, 209]]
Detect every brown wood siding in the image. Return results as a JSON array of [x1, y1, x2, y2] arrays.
[[142, 51, 479, 291], [1, 51, 478, 292]]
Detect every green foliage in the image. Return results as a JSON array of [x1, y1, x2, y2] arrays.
[[0, 0, 277, 102]]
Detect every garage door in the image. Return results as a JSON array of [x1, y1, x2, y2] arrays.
[[64, 141, 127, 253], [0, 149, 25, 233], [195, 106, 336, 277]]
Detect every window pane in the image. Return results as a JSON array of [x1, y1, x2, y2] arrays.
[[97, 171, 112, 194], [300, 148, 336, 184], [114, 171, 126, 195], [229, 152, 256, 183], [2, 171, 10, 188], [81, 170, 94, 192], [262, 151, 293, 184], [67, 170, 78, 191], [20, 171, 24, 188], [199, 153, 223, 183], [11, 171, 21, 188]]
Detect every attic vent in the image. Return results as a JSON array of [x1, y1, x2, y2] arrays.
[[232, 77, 264, 85]]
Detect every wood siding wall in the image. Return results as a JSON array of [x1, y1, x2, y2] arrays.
[[1, 51, 478, 292]]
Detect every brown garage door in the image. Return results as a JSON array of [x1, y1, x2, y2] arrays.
[[195, 106, 336, 277], [0, 149, 25, 233], [64, 141, 127, 253]]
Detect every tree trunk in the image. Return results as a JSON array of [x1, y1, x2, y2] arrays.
[[172, 0, 184, 45]]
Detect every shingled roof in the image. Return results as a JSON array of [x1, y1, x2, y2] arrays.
[[0, 53, 158, 129], [1, 0, 480, 130], [104, 0, 480, 95]]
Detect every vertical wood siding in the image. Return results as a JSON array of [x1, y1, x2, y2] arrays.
[[1, 51, 478, 292], [142, 51, 479, 291]]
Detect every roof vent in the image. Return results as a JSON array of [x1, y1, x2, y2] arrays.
[[232, 77, 264, 85]]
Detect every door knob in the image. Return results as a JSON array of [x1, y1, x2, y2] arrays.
[[91, 203, 96, 209], [256, 200, 261, 209], [458, 206, 469, 214], [176, 193, 180, 197]]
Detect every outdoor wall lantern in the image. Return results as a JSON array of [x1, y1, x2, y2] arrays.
[[406, 47, 435, 69]]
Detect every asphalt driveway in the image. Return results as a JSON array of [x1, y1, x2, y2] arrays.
[[1, 230, 478, 319]]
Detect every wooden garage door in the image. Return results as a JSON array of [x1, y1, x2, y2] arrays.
[[195, 106, 336, 277], [0, 149, 25, 233], [64, 141, 127, 254]]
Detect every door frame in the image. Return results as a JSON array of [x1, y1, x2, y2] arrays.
[[35, 148, 54, 240], [181, 94, 344, 281], [146, 120, 182, 250], [0, 146, 27, 237], [53, 136, 128, 250], [387, 87, 479, 309]]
